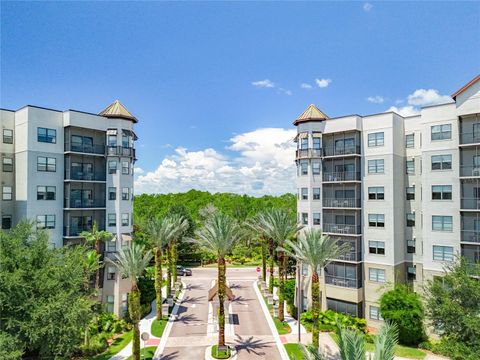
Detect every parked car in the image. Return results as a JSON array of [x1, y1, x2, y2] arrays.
[[176, 265, 192, 276]]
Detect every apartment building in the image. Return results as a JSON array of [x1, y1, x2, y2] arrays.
[[0, 100, 138, 317], [294, 75, 480, 327]]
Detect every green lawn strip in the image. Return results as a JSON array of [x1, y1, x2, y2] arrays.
[[151, 316, 169, 337], [284, 343, 304, 359], [211, 345, 231, 359], [126, 346, 157, 360], [257, 284, 291, 335], [329, 333, 426, 359], [91, 330, 133, 360]]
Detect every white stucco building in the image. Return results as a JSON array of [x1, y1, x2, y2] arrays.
[[0, 100, 138, 317], [293, 75, 480, 327]]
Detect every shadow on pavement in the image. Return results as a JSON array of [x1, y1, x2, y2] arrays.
[[233, 334, 274, 357], [181, 295, 205, 304], [159, 350, 179, 359], [175, 313, 201, 325]]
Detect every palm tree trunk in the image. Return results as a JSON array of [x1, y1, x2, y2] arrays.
[[172, 240, 177, 284], [268, 238, 274, 294], [155, 247, 163, 320], [278, 249, 285, 321], [166, 244, 172, 296], [218, 256, 226, 347], [311, 270, 320, 348], [95, 238, 101, 291], [129, 284, 141, 360], [261, 238, 267, 282]]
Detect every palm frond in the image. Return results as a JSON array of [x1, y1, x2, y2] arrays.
[[336, 321, 365, 360], [106, 243, 152, 281], [373, 321, 398, 360], [302, 344, 326, 360]]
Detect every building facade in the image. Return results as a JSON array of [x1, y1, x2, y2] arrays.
[[0, 100, 138, 317], [294, 75, 480, 327]]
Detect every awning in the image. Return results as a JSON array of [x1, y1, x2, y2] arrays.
[[107, 129, 118, 135], [312, 132, 322, 137], [122, 129, 138, 141]]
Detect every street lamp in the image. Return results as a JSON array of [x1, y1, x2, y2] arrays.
[[297, 260, 303, 343]]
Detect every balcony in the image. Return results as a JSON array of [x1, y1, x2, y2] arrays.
[[323, 223, 361, 235], [323, 171, 361, 182], [65, 142, 105, 155], [295, 148, 322, 159], [65, 198, 106, 209], [460, 132, 480, 146], [334, 252, 362, 262], [64, 221, 106, 237], [460, 165, 480, 177], [323, 197, 361, 209], [325, 275, 359, 288], [323, 145, 361, 157], [66, 170, 106, 182], [461, 198, 480, 210], [107, 146, 136, 158], [461, 230, 480, 243]]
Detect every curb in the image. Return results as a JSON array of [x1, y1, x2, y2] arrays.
[[204, 345, 238, 360]]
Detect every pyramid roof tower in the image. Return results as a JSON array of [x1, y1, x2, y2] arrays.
[[293, 104, 329, 125], [99, 100, 138, 123]]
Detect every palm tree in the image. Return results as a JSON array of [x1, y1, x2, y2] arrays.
[[257, 208, 302, 321], [80, 221, 113, 292], [194, 213, 243, 348], [143, 217, 177, 320], [283, 229, 350, 348], [106, 243, 152, 360], [168, 214, 189, 287]]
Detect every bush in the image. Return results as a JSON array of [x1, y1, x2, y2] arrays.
[[379, 284, 426, 346], [431, 337, 480, 360], [284, 279, 295, 307], [300, 310, 367, 333], [418, 340, 433, 351]]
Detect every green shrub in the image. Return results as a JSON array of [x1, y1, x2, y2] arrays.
[[300, 310, 366, 333], [284, 279, 295, 308], [431, 337, 480, 360], [418, 340, 433, 351]]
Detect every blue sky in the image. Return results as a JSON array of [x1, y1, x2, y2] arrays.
[[1, 1, 479, 195]]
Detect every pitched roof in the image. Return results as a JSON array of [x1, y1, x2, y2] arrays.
[[99, 100, 138, 123], [451, 75, 480, 100], [293, 104, 329, 125]]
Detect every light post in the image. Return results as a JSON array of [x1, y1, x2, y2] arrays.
[[297, 260, 302, 344]]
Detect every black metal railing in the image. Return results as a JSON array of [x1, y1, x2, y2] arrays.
[[66, 170, 106, 181], [325, 275, 359, 288], [65, 198, 106, 209], [322, 171, 361, 182], [323, 223, 362, 235], [460, 165, 480, 177], [323, 145, 361, 157], [323, 198, 361, 208], [107, 146, 136, 158], [334, 252, 362, 262], [65, 142, 105, 155], [460, 132, 480, 145], [461, 198, 480, 210], [461, 230, 480, 243], [64, 222, 105, 237]]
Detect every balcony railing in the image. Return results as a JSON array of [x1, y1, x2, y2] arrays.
[[323, 171, 361, 182], [325, 275, 359, 288], [461, 230, 480, 243], [460, 166, 480, 177], [323, 223, 361, 235], [65, 198, 106, 209], [461, 198, 480, 210], [295, 148, 322, 159], [66, 170, 106, 181], [107, 146, 136, 158], [64, 223, 105, 237], [334, 252, 362, 262], [323, 145, 360, 157], [65, 142, 105, 155], [460, 132, 480, 145], [323, 198, 361, 208]]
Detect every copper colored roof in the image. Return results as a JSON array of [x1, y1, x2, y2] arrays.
[[99, 100, 138, 123], [208, 282, 235, 302], [293, 104, 329, 125], [451, 75, 480, 100]]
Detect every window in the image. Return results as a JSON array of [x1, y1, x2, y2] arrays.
[[301, 188, 308, 200], [108, 135, 117, 147], [122, 161, 129, 175], [301, 213, 308, 225], [2, 215, 12, 230], [122, 134, 129, 148], [108, 161, 117, 174], [433, 245, 454, 261], [405, 134, 414, 148], [300, 161, 308, 175], [106, 295, 114, 313], [432, 215, 452, 231], [431, 155, 452, 170], [122, 213, 129, 226], [2, 157, 13, 172], [108, 187, 116, 200], [108, 213, 116, 227], [313, 137, 321, 150], [407, 266, 416, 280], [2, 186, 12, 200], [107, 266, 116, 280], [327, 298, 359, 317], [334, 138, 355, 154], [313, 188, 320, 200], [300, 137, 308, 150], [406, 159, 415, 174], [432, 185, 452, 200], [37, 157, 56, 172], [121, 293, 128, 312], [407, 240, 416, 254], [368, 214, 385, 228], [431, 124, 451, 141], [368, 159, 384, 174], [3, 129, 13, 143], [369, 241, 385, 255], [36, 215, 55, 229], [312, 161, 321, 175], [122, 187, 129, 200], [369, 268, 386, 283], [37, 186, 56, 200], [37, 127, 56, 143], [406, 213, 415, 227], [335, 189, 355, 199], [106, 238, 116, 252], [325, 263, 359, 289], [368, 132, 384, 147], [313, 212, 321, 225], [368, 187, 384, 200], [406, 186, 415, 200], [369, 306, 382, 321]]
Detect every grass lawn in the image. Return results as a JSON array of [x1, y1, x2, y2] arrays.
[[151, 317, 168, 337], [91, 331, 132, 360], [284, 343, 304, 359], [126, 346, 157, 360], [211, 345, 231, 359], [257, 284, 291, 335]]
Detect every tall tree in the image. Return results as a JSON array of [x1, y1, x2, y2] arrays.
[[106, 243, 152, 360], [194, 213, 243, 348], [80, 221, 113, 292], [168, 214, 189, 287], [283, 229, 350, 348]]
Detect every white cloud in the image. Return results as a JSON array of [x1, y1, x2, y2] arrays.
[[387, 105, 419, 117], [251, 79, 275, 88], [300, 83, 313, 89], [315, 78, 332, 88], [278, 88, 293, 96], [367, 95, 384, 104], [387, 88, 453, 117], [135, 128, 297, 196], [363, 2, 373, 12], [134, 167, 145, 175]]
